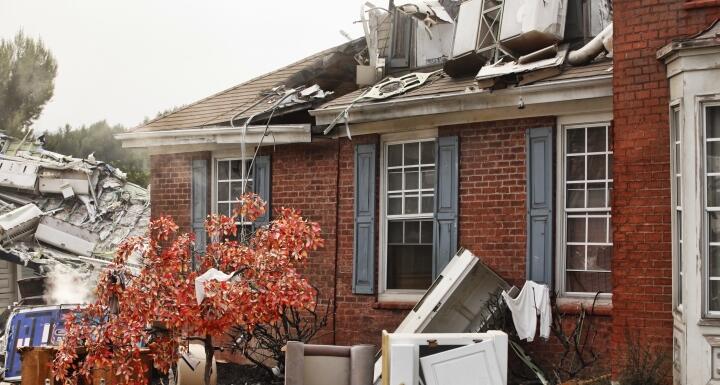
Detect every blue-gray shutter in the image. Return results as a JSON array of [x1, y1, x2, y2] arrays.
[[253, 155, 271, 227], [353, 144, 376, 294], [526, 127, 553, 285], [433, 136, 459, 278], [191, 159, 208, 255]]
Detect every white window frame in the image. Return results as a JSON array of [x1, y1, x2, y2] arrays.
[[556, 114, 613, 298], [703, 100, 720, 316], [211, 149, 256, 233], [379, 129, 437, 302], [670, 100, 683, 313]]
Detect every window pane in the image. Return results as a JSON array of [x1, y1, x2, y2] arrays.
[[707, 106, 720, 139], [709, 176, 720, 207], [421, 168, 435, 189], [566, 271, 611, 293], [587, 245, 612, 270], [421, 141, 435, 164], [710, 280, 720, 312], [230, 160, 243, 180], [421, 196, 434, 214], [567, 186, 585, 208], [567, 157, 585, 181], [674, 142, 681, 174], [405, 195, 418, 214], [608, 154, 613, 179], [567, 218, 586, 242], [405, 170, 419, 190], [217, 161, 229, 180], [421, 221, 433, 244], [388, 170, 403, 191], [586, 126, 606, 152], [388, 144, 403, 167], [218, 182, 229, 202], [710, 212, 720, 243], [405, 221, 420, 243], [710, 246, 720, 278], [676, 176, 681, 203], [218, 203, 230, 217], [388, 196, 402, 215], [388, 221, 404, 243], [587, 183, 606, 208], [404, 142, 419, 165], [587, 155, 606, 180], [708, 142, 720, 173], [587, 217, 607, 243], [231, 182, 245, 201], [387, 245, 433, 290], [567, 128, 585, 153], [566, 245, 585, 270]]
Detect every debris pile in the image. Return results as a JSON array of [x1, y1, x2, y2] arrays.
[[0, 133, 150, 305]]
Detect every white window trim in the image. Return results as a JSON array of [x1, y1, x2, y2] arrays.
[[670, 99, 683, 314], [379, 129, 438, 303], [556, 114, 613, 299], [702, 100, 720, 317], [211, 149, 255, 223]]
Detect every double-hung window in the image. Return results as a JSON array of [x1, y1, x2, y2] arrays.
[[671, 105, 682, 309], [705, 104, 720, 312], [383, 139, 436, 291], [561, 123, 613, 294], [215, 158, 254, 240]]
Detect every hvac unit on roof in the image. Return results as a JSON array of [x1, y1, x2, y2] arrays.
[[443, 0, 512, 78], [498, 0, 568, 56]]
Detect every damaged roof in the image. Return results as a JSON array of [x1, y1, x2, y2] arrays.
[[0, 134, 150, 275], [134, 38, 366, 132], [317, 59, 613, 111]]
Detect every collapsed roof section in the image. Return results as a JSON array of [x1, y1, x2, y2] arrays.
[[0, 134, 150, 277]]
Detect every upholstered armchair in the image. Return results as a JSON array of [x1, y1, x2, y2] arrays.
[[284, 341, 375, 385]]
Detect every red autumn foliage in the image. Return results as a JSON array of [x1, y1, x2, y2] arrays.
[[53, 193, 324, 385]]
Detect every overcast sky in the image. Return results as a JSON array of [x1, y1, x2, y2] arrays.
[[0, 0, 365, 131]]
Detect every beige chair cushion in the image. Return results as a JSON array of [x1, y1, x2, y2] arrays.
[[302, 356, 351, 385]]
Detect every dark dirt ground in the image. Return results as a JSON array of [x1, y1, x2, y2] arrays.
[[216, 362, 282, 385]]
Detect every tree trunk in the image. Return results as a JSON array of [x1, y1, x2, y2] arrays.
[[204, 335, 214, 385]]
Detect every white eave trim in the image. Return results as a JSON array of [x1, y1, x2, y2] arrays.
[[114, 124, 312, 149], [310, 74, 612, 126]]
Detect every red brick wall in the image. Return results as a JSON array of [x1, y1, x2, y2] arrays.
[[149, 151, 211, 230], [612, 1, 720, 377], [260, 141, 340, 345]]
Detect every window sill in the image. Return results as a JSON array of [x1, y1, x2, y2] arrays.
[[683, 0, 720, 9], [697, 318, 720, 327], [372, 301, 417, 310], [556, 297, 612, 316]]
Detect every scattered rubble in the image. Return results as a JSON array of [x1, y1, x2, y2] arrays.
[[0, 133, 150, 305]]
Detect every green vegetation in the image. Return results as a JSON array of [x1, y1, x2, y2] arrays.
[[43, 121, 149, 187], [0, 31, 57, 138]]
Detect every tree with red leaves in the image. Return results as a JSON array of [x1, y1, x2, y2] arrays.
[[53, 193, 324, 385]]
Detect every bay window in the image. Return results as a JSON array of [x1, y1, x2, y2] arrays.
[[705, 104, 720, 312]]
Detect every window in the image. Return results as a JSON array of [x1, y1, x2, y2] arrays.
[[383, 139, 436, 291], [561, 123, 613, 294], [671, 106, 682, 309], [215, 158, 253, 240], [705, 104, 720, 312]]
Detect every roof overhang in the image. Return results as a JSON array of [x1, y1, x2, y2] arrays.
[[115, 124, 312, 149], [310, 74, 612, 129]]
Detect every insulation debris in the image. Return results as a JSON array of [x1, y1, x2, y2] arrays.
[[474, 44, 568, 88], [0, 133, 150, 304]]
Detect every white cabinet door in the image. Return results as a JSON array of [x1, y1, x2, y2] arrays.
[[420, 340, 504, 385]]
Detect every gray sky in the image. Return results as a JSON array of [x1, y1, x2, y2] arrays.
[[0, 0, 365, 131]]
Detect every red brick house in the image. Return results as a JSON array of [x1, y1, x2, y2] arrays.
[[117, 1, 720, 383]]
